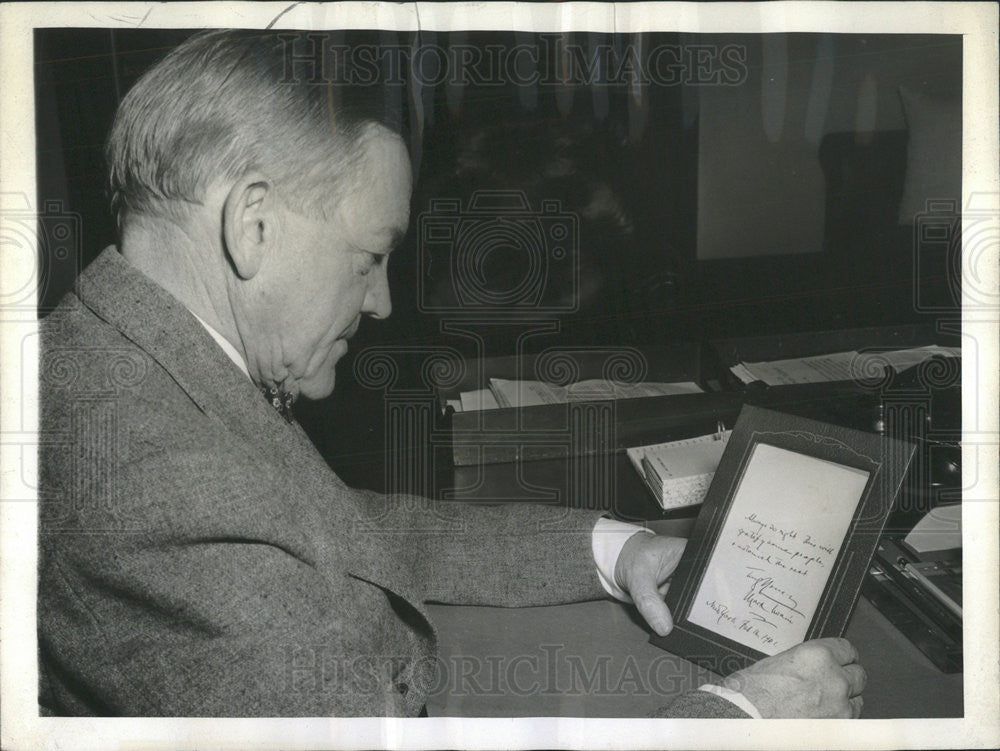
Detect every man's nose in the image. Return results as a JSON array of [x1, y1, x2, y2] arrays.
[[362, 266, 392, 319]]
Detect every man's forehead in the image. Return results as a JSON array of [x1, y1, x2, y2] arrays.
[[336, 179, 410, 249], [329, 126, 411, 243]]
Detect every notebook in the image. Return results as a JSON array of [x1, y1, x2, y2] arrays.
[[627, 430, 731, 510]]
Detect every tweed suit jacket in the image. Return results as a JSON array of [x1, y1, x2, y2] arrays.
[[38, 247, 747, 719]]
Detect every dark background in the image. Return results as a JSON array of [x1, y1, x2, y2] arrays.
[[34, 29, 963, 486]]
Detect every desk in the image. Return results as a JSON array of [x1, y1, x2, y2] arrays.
[[440, 386, 895, 524], [446, 452, 674, 522], [347, 335, 963, 717], [423, 519, 963, 718]]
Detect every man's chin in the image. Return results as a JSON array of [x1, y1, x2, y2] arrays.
[[295, 340, 348, 401], [297, 372, 337, 401]]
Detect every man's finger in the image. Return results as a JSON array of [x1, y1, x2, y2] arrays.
[[816, 637, 860, 665], [848, 695, 864, 719], [632, 583, 674, 636], [843, 664, 867, 696]]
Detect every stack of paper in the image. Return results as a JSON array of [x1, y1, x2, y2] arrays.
[[459, 389, 499, 412], [487, 378, 702, 409], [627, 430, 731, 510], [904, 503, 962, 554], [730, 345, 960, 386]]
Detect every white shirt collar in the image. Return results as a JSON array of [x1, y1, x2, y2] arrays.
[[189, 311, 252, 382]]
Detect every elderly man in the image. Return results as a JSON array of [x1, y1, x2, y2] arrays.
[[39, 30, 865, 718]]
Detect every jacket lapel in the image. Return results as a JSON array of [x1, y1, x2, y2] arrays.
[[76, 248, 305, 457]]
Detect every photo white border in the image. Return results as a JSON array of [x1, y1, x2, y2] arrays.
[[1, 2, 997, 749]]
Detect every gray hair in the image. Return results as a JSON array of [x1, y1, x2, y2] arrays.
[[106, 30, 376, 226]]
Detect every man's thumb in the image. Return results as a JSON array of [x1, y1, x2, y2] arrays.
[[632, 581, 674, 636]]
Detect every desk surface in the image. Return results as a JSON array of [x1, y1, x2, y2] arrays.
[[424, 519, 963, 718]]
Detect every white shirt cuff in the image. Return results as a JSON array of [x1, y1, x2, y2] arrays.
[[592, 517, 653, 602], [697, 684, 763, 718]]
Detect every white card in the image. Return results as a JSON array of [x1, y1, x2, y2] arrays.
[[687, 443, 870, 655]]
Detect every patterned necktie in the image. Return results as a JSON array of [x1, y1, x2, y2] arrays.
[[263, 385, 296, 422]]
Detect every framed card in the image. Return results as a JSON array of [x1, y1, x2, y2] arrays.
[[650, 404, 916, 675]]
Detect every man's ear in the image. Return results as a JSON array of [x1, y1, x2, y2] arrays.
[[222, 173, 280, 280]]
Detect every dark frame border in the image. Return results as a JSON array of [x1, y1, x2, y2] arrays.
[[651, 404, 916, 675]]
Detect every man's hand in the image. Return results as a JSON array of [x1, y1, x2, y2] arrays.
[[613, 532, 686, 636], [723, 637, 867, 718]]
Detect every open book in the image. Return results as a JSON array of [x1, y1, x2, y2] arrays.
[[627, 430, 731, 510]]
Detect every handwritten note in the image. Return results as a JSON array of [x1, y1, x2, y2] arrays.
[[688, 443, 870, 655]]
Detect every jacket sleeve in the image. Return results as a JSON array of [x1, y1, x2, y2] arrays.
[[347, 487, 609, 607], [651, 691, 753, 718]]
